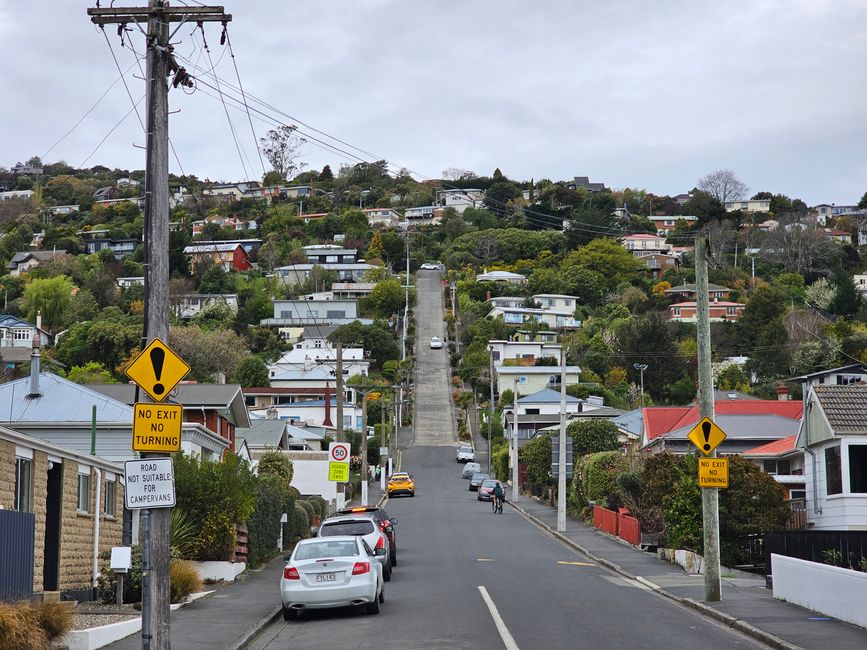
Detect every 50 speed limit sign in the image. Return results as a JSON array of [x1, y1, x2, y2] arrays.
[[329, 441, 350, 462]]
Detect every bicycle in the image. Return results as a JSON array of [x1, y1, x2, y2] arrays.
[[491, 495, 503, 515]]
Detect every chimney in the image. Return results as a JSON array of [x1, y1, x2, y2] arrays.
[[36, 311, 42, 331], [776, 385, 789, 401], [28, 331, 41, 398]]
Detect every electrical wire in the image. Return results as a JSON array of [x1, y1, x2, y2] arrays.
[[223, 25, 266, 177]]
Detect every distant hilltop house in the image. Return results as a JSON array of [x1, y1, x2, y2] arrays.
[[817, 228, 853, 244], [435, 188, 485, 213], [647, 215, 697, 235], [191, 214, 257, 235], [724, 199, 770, 213], [303, 245, 359, 265], [641, 253, 680, 279], [183, 242, 252, 272], [664, 283, 731, 301], [621, 233, 671, 256], [668, 300, 745, 323], [403, 206, 441, 226], [11, 162, 43, 176], [84, 238, 140, 258], [565, 176, 606, 192], [361, 208, 400, 226], [0, 189, 35, 201], [0, 315, 52, 366], [475, 269, 527, 283], [7, 250, 73, 277], [170, 293, 239, 320]]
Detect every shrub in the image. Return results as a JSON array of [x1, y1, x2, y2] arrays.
[[301, 498, 320, 518], [258, 451, 294, 483], [293, 502, 310, 538], [574, 451, 628, 506], [492, 443, 510, 482], [568, 419, 620, 458], [170, 560, 203, 604], [286, 485, 302, 500], [309, 495, 329, 518], [32, 601, 73, 641], [519, 433, 553, 488], [0, 602, 48, 650], [248, 474, 295, 568], [173, 452, 257, 561], [170, 508, 199, 559]]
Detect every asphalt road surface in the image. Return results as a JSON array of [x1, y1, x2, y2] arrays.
[[250, 271, 765, 650]]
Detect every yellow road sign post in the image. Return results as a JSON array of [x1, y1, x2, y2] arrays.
[[699, 458, 729, 488], [125, 338, 191, 403], [328, 462, 350, 482], [132, 403, 183, 453], [687, 417, 727, 455]]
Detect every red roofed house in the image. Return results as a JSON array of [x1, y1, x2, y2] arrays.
[[668, 301, 745, 322], [743, 435, 806, 503], [641, 399, 804, 455], [183, 242, 252, 272]]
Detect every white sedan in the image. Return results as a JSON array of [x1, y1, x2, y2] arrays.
[[430, 336, 444, 349], [419, 262, 440, 270], [280, 536, 385, 620]]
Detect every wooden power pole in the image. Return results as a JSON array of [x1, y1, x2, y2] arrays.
[[88, 3, 231, 648], [695, 236, 721, 601]]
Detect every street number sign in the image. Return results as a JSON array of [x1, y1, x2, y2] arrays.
[[328, 462, 349, 482], [132, 403, 183, 452], [687, 417, 727, 456], [329, 442, 350, 463], [698, 458, 729, 488], [125, 338, 191, 403], [124, 458, 176, 509]]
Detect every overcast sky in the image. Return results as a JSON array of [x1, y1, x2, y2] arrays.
[[2, 1, 865, 205]]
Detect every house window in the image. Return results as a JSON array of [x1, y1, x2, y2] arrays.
[[104, 478, 117, 517], [525, 408, 540, 415], [825, 446, 842, 495], [77, 472, 91, 513], [726, 307, 737, 316], [849, 445, 867, 493], [763, 459, 791, 475], [673, 308, 681, 317], [314, 340, 322, 348], [326, 310, 346, 319], [244, 396, 255, 406], [789, 489, 806, 500], [13, 328, 30, 341], [14, 457, 33, 512]]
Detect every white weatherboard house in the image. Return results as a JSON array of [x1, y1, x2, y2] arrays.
[[798, 384, 867, 530], [494, 365, 581, 396]]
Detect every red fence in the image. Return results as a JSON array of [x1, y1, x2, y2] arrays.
[[592, 506, 641, 546]]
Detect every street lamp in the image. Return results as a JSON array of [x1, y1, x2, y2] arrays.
[[633, 363, 648, 407]]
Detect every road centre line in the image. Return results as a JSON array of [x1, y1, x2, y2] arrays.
[[557, 560, 594, 566], [478, 586, 520, 650]]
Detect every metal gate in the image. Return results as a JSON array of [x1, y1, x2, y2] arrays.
[[0, 509, 35, 601]]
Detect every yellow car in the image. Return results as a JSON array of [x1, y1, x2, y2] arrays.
[[387, 472, 415, 497]]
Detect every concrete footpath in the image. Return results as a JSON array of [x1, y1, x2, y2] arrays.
[[510, 496, 867, 650]]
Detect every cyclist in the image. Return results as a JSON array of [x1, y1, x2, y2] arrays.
[[491, 481, 505, 513]]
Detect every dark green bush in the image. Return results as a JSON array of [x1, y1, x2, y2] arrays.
[[247, 474, 295, 568], [98, 546, 143, 604]]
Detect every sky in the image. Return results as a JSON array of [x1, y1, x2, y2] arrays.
[[1, 0, 866, 206]]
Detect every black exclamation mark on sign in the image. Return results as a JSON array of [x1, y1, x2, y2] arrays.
[[702, 421, 712, 452], [151, 347, 166, 396]]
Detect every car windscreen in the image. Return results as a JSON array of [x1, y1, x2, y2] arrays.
[[459, 446, 473, 453], [294, 540, 358, 560], [320, 520, 375, 536], [471, 474, 489, 481]]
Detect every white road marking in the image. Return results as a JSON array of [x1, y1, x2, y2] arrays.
[[478, 586, 520, 650]]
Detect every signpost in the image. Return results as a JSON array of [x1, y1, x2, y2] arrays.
[[132, 403, 183, 453], [125, 338, 191, 403], [698, 458, 729, 488], [124, 459, 176, 510], [328, 441, 350, 483]]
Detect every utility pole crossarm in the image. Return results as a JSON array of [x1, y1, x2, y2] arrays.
[[87, 6, 231, 23]]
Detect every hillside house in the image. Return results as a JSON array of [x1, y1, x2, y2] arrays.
[[84, 238, 139, 258], [170, 293, 239, 320], [494, 365, 581, 397], [725, 199, 771, 213], [488, 340, 560, 368], [648, 215, 697, 235], [664, 283, 731, 301], [262, 298, 362, 328], [475, 269, 527, 283], [622, 234, 670, 255], [668, 301, 745, 322], [7, 250, 73, 276], [183, 242, 252, 272], [273, 263, 377, 286], [743, 436, 806, 501], [487, 306, 580, 330], [303, 245, 359, 264], [642, 253, 680, 279]]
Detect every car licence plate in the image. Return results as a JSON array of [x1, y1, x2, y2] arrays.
[[315, 572, 337, 583]]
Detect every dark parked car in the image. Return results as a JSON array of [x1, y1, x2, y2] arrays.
[[469, 473, 489, 491], [336, 505, 398, 567]]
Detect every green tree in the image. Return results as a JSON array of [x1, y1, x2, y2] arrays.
[[830, 267, 862, 316], [566, 238, 642, 291], [567, 419, 620, 458], [616, 312, 682, 400], [22, 275, 74, 328], [232, 355, 270, 387], [362, 278, 403, 318], [858, 191, 867, 210], [737, 285, 790, 380], [716, 364, 750, 391], [67, 361, 118, 384]]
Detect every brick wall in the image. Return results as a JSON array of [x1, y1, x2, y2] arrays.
[[31, 450, 48, 592]]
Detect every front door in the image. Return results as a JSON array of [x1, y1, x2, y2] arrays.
[[42, 461, 62, 592]]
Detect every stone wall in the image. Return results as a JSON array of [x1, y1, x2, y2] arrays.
[[31, 450, 48, 592], [57, 461, 125, 593], [0, 439, 15, 508]]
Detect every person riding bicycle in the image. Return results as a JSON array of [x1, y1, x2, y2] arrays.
[[492, 481, 505, 507]]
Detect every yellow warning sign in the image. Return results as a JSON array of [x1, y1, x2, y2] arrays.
[[698, 458, 729, 488], [328, 462, 350, 482], [125, 338, 191, 403], [132, 403, 183, 452], [687, 417, 728, 456]]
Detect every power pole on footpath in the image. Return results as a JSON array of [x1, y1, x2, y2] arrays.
[[87, 3, 230, 648], [695, 236, 721, 601]]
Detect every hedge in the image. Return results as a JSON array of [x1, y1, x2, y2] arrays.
[[574, 451, 628, 508], [247, 474, 295, 569]]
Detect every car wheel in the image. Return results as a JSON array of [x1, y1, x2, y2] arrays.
[[384, 565, 392, 582], [410, 491, 415, 497], [282, 605, 296, 621], [379, 585, 385, 603], [390, 552, 397, 567], [367, 596, 381, 615]]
